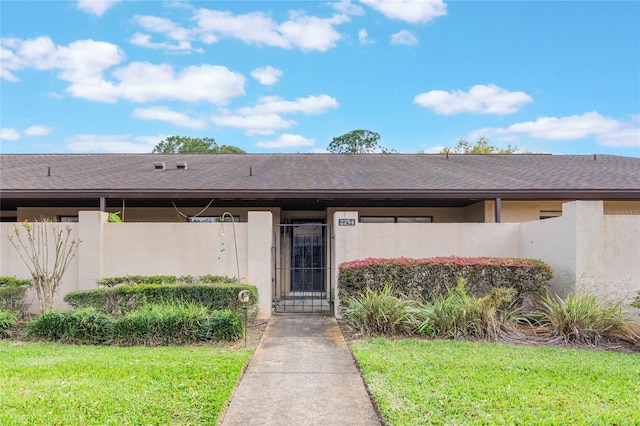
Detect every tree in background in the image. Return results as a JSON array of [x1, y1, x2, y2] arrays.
[[327, 129, 395, 153], [441, 136, 517, 154], [152, 136, 246, 154]]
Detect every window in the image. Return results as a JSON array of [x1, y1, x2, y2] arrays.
[[360, 216, 433, 223], [540, 211, 562, 220], [59, 216, 79, 222], [188, 216, 240, 223]]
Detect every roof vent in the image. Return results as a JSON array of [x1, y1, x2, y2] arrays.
[[176, 161, 187, 170], [154, 161, 166, 170]]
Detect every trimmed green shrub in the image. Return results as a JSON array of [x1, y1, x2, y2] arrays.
[[27, 308, 114, 344], [339, 256, 552, 307], [95, 274, 238, 287], [342, 286, 417, 337], [27, 304, 244, 345], [64, 283, 258, 316], [0, 277, 32, 288], [26, 311, 67, 341], [114, 303, 210, 346], [0, 287, 30, 318], [415, 277, 523, 340], [198, 309, 244, 342], [536, 293, 638, 344], [0, 310, 17, 338], [0, 276, 32, 318]]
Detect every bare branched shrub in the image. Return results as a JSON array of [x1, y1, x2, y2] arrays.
[[8, 219, 81, 313]]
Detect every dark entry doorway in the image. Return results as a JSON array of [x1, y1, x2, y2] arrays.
[[274, 222, 332, 313]]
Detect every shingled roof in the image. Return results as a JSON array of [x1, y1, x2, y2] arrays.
[[1, 154, 639, 204]]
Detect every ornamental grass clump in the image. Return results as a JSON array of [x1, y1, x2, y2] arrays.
[[342, 285, 417, 337], [536, 293, 638, 345], [0, 310, 17, 338], [416, 277, 523, 340]]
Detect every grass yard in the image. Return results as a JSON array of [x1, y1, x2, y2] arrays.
[[0, 340, 252, 425], [351, 339, 640, 425]]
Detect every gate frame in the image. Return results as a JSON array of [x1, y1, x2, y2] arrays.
[[273, 222, 333, 314]]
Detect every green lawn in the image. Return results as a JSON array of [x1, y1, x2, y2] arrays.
[[0, 340, 252, 425], [351, 339, 640, 425]]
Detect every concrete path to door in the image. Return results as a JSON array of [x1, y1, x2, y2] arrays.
[[219, 315, 381, 426]]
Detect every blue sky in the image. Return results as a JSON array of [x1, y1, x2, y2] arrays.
[[1, 0, 639, 156]]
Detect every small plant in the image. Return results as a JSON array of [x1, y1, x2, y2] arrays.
[[342, 285, 417, 337], [632, 291, 640, 310], [416, 277, 522, 340], [0, 310, 17, 338], [537, 293, 638, 345]]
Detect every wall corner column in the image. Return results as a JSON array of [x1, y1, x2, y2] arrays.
[[78, 211, 108, 292], [332, 211, 359, 318], [248, 211, 273, 319]]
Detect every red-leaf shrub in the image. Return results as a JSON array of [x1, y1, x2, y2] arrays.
[[338, 256, 552, 307]]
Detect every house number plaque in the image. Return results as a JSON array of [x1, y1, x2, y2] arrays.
[[338, 218, 356, 226]]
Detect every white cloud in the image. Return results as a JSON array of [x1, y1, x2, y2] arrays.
[[133, 107, 207, 129], [0, 128, 21, 141], [0, 125, 53, 141], [194, 9, 348, 52], [390, 30, 418, 46], [24, 125, 54, 136], [212, 94, 339, 135], [472, 112, 640, 148], [131, 15, 200, 52], [361, 0, 447, 23], [251, 66, 283, 85], [256, 133, 315, 149], [1, 37, 245, 105], [77, 0, 120, 16], [414, 84, 533, 115], [65, 134, 158, 153], [332, 0, 364, 15], [111, 63, 245, 104], [212, 113, 296, 136], [358, 29, 374, 45], [238, 94, 339, 116]]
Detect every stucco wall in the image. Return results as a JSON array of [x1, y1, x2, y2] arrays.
[[357, 223, 520, 259], [102, 222, 248, 280]]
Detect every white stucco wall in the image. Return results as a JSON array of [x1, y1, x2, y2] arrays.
[[358, 223, 520, 259], [102, 222, 249, 280]]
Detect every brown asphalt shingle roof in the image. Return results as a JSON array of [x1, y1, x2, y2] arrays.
[[1, 153, 639, 197]]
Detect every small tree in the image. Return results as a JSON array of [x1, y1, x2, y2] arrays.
[[328, 129, 395, 153], [152, 136, 246, 154], [441, 136, 517, 154], [8, 219, 81, 313]]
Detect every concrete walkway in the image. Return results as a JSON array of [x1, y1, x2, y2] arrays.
[[220, 315, 381, 426]]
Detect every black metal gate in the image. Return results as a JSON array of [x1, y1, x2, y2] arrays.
[[273, 222, 332, 313]]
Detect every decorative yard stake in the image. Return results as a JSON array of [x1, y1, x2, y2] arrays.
[[238, 290, 251, 347], [8, 218, 81, 313]]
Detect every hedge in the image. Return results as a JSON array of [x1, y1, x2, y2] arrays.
[[0, 276, 32, 318], [338, 256, 553, 307], [64, 283, 258, 316], [26, 305, 244, 345], [95, 274, 237, 287]]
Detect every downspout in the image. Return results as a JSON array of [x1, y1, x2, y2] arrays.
[[100, 197, 106, 212], [495, 197, 502, 223]]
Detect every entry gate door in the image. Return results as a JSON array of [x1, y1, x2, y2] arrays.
[[274, 222, 332, 313]]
